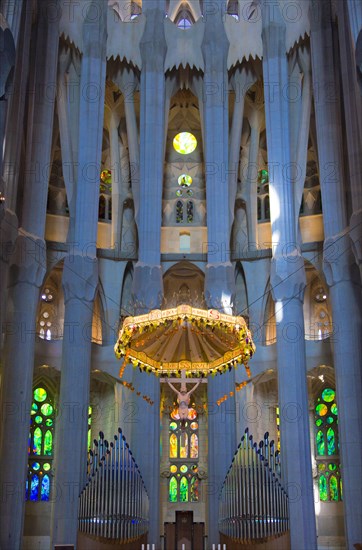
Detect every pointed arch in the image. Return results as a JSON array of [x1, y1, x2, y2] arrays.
[[262, 281, 276, 345]]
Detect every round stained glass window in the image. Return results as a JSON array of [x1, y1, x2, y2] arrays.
[[178, 174, 193, 187], [190, 422, 198, 430], [43, 463, 51, 471], [316, 419, 322, 427], [31, 403, 38, 415], [258, 169, 269, 185], [188, 408, 197, 420], [35, 416, 42, 424], [173, 132, 197, 155], [326, 416, 334, 424], [170, 422, 177, 431], [186, 189, 193, 196], [318, 463, 326, 471], [316, 404, 328, 416], [331, 404, 338, 415], [32, 462, 40, 471], [170, 465, 177, 473], [34, 388, 47, 402], [41, 404, 53, 416], [322, 388, 335, 402], [180, 465, 188, 473], [176, 189, 183, 197], [328, 463, 337, 471], [45, 419, 53, 427]]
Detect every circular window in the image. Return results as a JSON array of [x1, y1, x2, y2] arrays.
[[187, 408, 197, 420], [170, 421, 177, 431], [176, 189, 183, 197], [331, 403, 338, 415], [43, 463, 51, 471], [178, 174, 193, 187], [190, 422, 198, 430], [186, 189, 193, 196], [170, 465, 177, 473], [41, 404, 53, 416], [322, 388, 335, 402], [328, 463, 337, 471], [34, 388, 47, 402], [316, 404, 328, 416], [180, 465, 188, 473], [173, 132, 197, 155], [35, 416, 42, 424], [32, 462, 40, 471]]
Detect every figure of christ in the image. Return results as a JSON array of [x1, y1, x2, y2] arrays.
[[167, 370, 201, 426]]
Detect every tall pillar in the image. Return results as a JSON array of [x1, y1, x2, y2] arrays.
[[128, 2, 165, 546], [262, 3, 317, 548], [310, 2, 362, 546], [0, 3, 59, 547], [201, 4, 236, 545], [50, 1, 107, 545]]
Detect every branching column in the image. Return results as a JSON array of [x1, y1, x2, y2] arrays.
[[202, 4, 236, 545], [0, 3, 59, 547], [310, 2, 362, 546], [262, 3, 317, 548], [50, 1, 106, 545]]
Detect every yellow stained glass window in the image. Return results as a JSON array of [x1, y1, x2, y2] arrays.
[[173, 132, 197, 155]]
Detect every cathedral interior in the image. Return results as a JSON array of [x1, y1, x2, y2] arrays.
[[0, 0, 361, 549]]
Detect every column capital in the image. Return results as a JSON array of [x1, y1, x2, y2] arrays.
[[323, 230, 359, 287], [270, 251, 306, 302], [132, 262, 163, 312], [204, 262, 235, 314], [62, 254, 98, 303], [8, 229, 46, 288]]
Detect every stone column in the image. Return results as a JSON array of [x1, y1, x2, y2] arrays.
[[262, 3, 317, 548], [244, 105, 263, 249], [0, 3, 59, 547], [132, 0, 166, 310], [201, 4, 236, 545], [50, 1, 106, 545], [310, 2, 362, 546]]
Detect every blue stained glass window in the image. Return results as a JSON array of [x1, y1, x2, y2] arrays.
[[41, 475, 50, 501], [30, 475, 39, 501]]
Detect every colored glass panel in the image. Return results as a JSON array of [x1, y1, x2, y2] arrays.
[[340, 478, 343, 500], [170, 433, 177, 458], [33, 428, 42, 455], [170, 422, 177, 431], [41, 475, 50, 501], [258, 169, 269, 185], [44, 430, 53, 455], [34, 388, 47, 402], [45, 419, 53, 427], [176, 189, 183, 197], [318, 463, 326, 471], [190, 433, 198, 458], [316, 419, 322, 427], [32, 462, 40, 471], [326, 416, 334, 424], [316, 430, 325, 455], [316, 404, 328, 416], [30, 475, 39, 501], [43, 463, 51, 471], [31, 403, 38, 414], [180, 476, 188, 502], [41, 403, 53, 416], [180, 465, 188, 473], [329, 475, 338, 501], [322, 388, 335, 402], [331, 403, 338, 415], [178, 174, 193, 187], [319, 474, 327, 501], [190, 477, 199, 502], [176, 201, 183, 223], [186, 189, 193, 196], [169, 477, 177, 502], [170, 465, 177, 473], [187, 201, 194, 223], [187, 408, 197, 420], [328, 463, 337, 471], [180, 432, 188, 458], [327, 428, 335, 455], [173, 132, 197, 155], [35, 416, 42, 424], [190, 422, 198, 430]]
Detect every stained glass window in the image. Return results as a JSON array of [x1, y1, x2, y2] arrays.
[[178, 174, 193, 187], [176, 201, 184, 223], [314, 387, 341, 502], [27, 385, 55, 501], [187, 201, 194, 223], [173, 132, 197, 155], [168, 407, 199, 502]]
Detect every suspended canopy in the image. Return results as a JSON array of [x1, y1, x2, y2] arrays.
[[114, 305, 255, 378]]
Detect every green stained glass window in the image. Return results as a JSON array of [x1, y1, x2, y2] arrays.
[[316, 430, 325, 455], [329, 475, 338, 501], [340, 478, 343, 500], [35, 416, 42, 424], [44, 430, 52, 455], [173, 132, 197, 155], [316, 419, 322, 427], [328, 463, 337, 471], [33, 428, 42, 455], [178, 174, 193, 187], [326, 416, 334, 424], [258, 169, 269, 185], [319, 475, 327, 501], [316, 404, 328, 416], [41, 403, 53, 416], [169, 476, 177, 502], [322, 388, 335, 402], [170, 422, 177, 431], [180, 476, 188, 502], [34, 388, 47, 402], [190, 477, 199, 502], [45, 419, 53, 427], [327, 428, 335, 455], [31, 403, 38, 414], [180, 465, 188, 473], [43, 463, 51, 471], [331, 403, 338, 415]]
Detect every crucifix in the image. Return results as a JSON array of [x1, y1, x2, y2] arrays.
[[165, 370, 203, 425]]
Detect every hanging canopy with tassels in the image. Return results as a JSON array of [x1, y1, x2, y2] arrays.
[[114, 305, 255, 378]]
